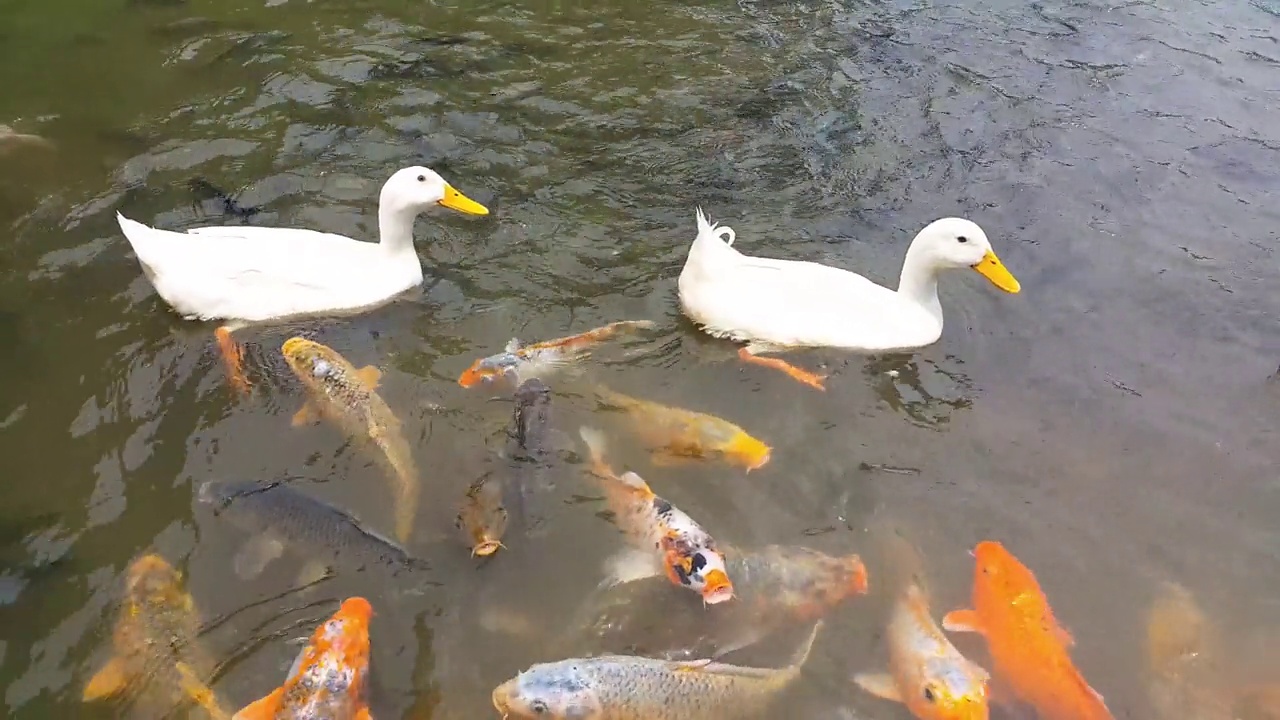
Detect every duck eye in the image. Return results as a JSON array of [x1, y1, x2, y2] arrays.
[[417, 174, 426, 182], [956, 236, 968, 243], [923, 686, 936, 703]]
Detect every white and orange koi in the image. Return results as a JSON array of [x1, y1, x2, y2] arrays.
[[457, 320, 655, 388]]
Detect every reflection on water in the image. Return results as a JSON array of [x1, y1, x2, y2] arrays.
[[1, 0, 1279, 718]]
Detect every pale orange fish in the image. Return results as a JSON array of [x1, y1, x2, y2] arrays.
[[1144, 580, 1233, 720], [83, 554, 232, 720], [942, 541, 1113, 720], [281, 337, 420, 545], [594, 385, 771, 472], [854, 530, 988, 720], [579, 426, 733, 604], [457, 320, 655, 388], [234, 597, 375, 720]]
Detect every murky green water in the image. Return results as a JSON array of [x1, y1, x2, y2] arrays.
[[2, 0, 1279, 717]]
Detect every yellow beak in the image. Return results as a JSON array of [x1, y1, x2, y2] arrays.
[[972, 250, 1021, 294], [438, 183, 490, 216]]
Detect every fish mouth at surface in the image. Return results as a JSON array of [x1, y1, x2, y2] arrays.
[[472, 539, 504, 557]]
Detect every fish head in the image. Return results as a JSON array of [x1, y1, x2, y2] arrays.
[[307, 597, 374, 675], [724, 433, 771, 472], [665, 542, 735, 604], [125, 554, 191, 611], [457, 480, 509, 556], [905, 656, 991, 720], [492, 665, 603, 719], [282, 337, 342, 388], [458, 353, 520, 388], [971, 541, 1043, 614]]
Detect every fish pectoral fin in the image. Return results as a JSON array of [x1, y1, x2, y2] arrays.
[[232, 687, 286, 720], [355, 365, 382, 389], [355, 708, 374, 720], [1054, 623, 1076, 647], [233, 535, 286, 579], [83, 656, 133, 701], [672, 659, 714, 673], [852, 672, 903, 702], [712, 625, 771, 660], [291, 401, 321, 427], [941, 608, 984, 634], [600, 547, 664, 587], [294, 560, 332, 589]]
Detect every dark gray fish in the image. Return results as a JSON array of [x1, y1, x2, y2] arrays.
[[197, 480, 429, 580], [504, 378, 555, 534]]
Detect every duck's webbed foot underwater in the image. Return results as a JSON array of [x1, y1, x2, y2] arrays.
[[737, 346, 827, 391]]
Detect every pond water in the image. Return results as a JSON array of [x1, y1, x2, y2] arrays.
[[1, 0, 1278, 718]]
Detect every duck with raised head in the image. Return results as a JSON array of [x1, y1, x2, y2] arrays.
[[116, 166, 488, 394], [677, 209, 1021, 390]]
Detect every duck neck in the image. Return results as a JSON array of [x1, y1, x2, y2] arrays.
[[377, 204, 419, 261], [897, 245, 943, 325]]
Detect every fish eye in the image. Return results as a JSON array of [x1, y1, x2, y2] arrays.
[[957, 235, 968, 243], [922, 685, 936, 703], [530, 699, 548, 714]]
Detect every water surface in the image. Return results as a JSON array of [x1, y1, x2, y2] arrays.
[[1, 0, 1278, 717]]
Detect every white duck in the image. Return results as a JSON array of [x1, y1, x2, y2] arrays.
[[117, 165, 488, 394], [677, 208, 1020, 390]]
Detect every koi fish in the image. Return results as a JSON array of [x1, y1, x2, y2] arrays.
[[457, 319, 655, 388], [492, 620, 822, 719], [281, 337, 420, 544], [234, 597, 375, 720], [83, 554, 233, 720], [579, 426, 733, 605], [1144, 581, 1233, 720], [594, 385, 771, 472], [457, 472, 508, 557], [853, 530, 989, 720], [942, 540, 1113, 720], [198, 480, 428, 581]]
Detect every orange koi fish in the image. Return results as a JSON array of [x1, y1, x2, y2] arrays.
[[234, 597, 375, 720], [854, 530, 989, 720], [579, 426, 733, 604], [281, 337, 420, 545], [942, 540, 1113, 720], [457, 320, 655, 388], [83, 554, 232, 719], [594, 385, 771, 472]]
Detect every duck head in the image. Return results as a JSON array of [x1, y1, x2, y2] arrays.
[[380, 166, 489, 217]]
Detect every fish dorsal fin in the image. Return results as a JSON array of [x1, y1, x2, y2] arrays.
[[669, 659, 775, 679], [355, 365, 382, 389], [852, 672, 903, 702], [504, 338, 522, 353], [617, 471, 653, 494], [1054, 622, 1076, 647], [233, 686, 286, 720]]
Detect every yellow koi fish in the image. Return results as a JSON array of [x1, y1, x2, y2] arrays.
[[594, 385, 770, 472], [83, 554, 232, 720], [281, 337, 420, 544]]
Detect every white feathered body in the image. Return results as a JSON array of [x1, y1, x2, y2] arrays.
[[117, 214, 423, 324], [677, 210, 942, 353]]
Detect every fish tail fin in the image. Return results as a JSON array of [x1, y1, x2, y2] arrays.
[[83, 656, 133, 702], [789, 620, 824, 670], [867, 518, 929, 598], [578, 426, 613, 478], [174, 661, 232, 719]]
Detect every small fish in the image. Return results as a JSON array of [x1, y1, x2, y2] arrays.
[[457, 320, 655, 388], [457, 472, 508, 557], [579, 426, 733, 605], [942, 540, 1113, 720], [281, 337, 420, 544], [509, 378, 553, 461], [594, 385, 771, 472], [492, 620, 822, 719], [854, 530, 988, 720], [198, 480, 426, 580], [1144, 581, 1233, 720], [0, 124, 55, 154], [234, 597, 375, 720], [83, 554, 233, 720]]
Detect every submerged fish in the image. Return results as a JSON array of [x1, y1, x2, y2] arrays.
[[1144, 581, 1233, 720], [83, 554, 233, 720], [456, 378, 556, 557], [579, 426, 733, 605], [0, 124, 55, 154], [457, 320, 655, 388], [594, 385, 771, 472], [234, 597, 374, 720], [942, 540, 1113, 720], [494, 621, 821, 719], [853, 530, 989, 720], [281, 337, 421, 544], [198, 480, 427, 580]]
